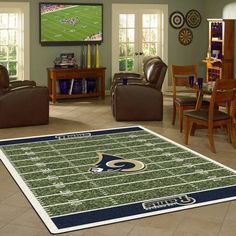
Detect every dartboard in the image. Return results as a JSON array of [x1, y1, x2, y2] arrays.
[[186, 9, 201, 28], [169, 11, 185, 29], [178, 28, 193, 45]]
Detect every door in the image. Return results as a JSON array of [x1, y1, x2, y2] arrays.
[[112, 4, 168, 84], [0, 2, 29, 80]]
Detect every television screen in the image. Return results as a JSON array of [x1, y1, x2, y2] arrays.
[[39, 3, 103, 46]]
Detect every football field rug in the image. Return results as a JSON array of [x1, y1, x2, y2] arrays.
[[1, 126, 236, 234]]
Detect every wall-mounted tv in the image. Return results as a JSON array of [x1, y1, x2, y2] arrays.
[[39, 2, 103, 46]]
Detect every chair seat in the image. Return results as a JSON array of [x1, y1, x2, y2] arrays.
[[185, 109, 230, 121]]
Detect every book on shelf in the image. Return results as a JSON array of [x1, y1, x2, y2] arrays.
[[66, 78, 97, 95], [68, 78, 75, 95], [72, 79, 83, 94], [82, 78, 87, 93], [87, 78, 96, 93]]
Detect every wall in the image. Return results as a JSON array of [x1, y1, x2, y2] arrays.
[[205, 0, 235, 18], [0, 0, 219, 89]]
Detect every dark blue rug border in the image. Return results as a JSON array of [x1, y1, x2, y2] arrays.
[[0, 126, 142, 146], [51, 185, 236, 229]]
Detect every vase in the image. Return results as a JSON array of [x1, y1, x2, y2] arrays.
[[87, 44, 91, 68], [95, 44, 100, 68], [81, 45, 86, 68], [91, 44, 96, 68]]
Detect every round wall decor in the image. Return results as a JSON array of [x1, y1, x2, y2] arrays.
[[169, 11, 185, 29], [178, 28, 193, 45], [185, 9, 201, 28]]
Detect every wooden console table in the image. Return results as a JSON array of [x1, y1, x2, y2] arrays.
[[47, 67, 106, 104]]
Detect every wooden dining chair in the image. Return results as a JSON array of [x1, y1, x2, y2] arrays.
[[171, 65, 209, 132], [184, 79, 236, 153]]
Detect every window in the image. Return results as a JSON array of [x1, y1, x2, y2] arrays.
[[112, 4, 168, 90], [0, 2, 29, 80]]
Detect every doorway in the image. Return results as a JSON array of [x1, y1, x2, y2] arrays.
[[111, 4, 168, 90]]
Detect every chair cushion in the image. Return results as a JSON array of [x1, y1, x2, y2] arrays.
[[184, 109, 230, 121]]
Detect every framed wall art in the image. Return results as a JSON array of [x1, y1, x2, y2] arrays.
[[169, 11, 185, 29], [178, 28, 193, 45], [186, 9, 201, 28]]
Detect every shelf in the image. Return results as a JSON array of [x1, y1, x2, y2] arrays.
[[47, 67, 106, 104], [51, 92, 100, 100], [204, 19, 234, 81], [211, 39, 223, 42]]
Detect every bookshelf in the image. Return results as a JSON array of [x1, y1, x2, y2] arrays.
[[203, 19, 234, 81], [47, 67, 106, 104]]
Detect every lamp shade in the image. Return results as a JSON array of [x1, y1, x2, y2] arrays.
[[223, 3, 236, 19]]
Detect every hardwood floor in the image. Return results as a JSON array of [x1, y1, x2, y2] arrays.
[[0, 96, 236, 236]]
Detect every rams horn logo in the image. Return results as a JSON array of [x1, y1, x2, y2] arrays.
[[90, 153, 146, 173]]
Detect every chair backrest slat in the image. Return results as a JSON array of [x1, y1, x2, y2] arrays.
[[214, 90, 235, 104], [174, 77, 191, 86], [171, 65, 198, 99]]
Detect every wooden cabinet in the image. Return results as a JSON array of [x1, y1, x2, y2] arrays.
[[47, 67, 106, 104], [203, 19, 234, 81]]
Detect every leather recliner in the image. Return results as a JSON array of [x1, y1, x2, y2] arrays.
[[111, 57, 167, 121], [0, 65, 49, 128]]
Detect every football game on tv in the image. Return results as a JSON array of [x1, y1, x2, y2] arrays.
[[39, 3, 103, 46]]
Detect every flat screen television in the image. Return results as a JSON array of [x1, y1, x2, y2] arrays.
[[39, 2, 103, 46]]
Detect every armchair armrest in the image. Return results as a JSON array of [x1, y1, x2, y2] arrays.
[[9, 80, 36, 88], [113, 72, 141, 80], [0, 86, 49, 128], [110, 75, 145, 96]]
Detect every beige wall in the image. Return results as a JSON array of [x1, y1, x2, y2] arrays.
[[1, 0, 233, 89]]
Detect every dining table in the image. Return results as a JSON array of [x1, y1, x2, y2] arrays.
[[194, 81, 214, 110]]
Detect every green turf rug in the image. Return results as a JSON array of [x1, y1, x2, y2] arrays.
[[1, 126, 236, 234]]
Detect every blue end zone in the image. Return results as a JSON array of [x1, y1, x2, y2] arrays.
[[51, 185, 236, 229], [0, 126, 143, 146]]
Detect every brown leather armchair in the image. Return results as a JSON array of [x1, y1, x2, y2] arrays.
[[0, 65, 49, 128], [111, 57, 167, 121]]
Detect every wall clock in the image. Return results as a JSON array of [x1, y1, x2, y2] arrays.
[[169, 11, 185, 29], [178, 28, 193, 45], [186, 9, 201, 28]]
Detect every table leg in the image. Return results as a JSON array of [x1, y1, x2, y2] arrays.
[[51, 79, 57, 104], [101, 70, 105, 98]]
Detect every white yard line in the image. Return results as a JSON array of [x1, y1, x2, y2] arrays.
[[15, 150, 194, 169], [25, 161, 214, 183], [46, 141, 117, 205], [9, 140, 170, 163], [10, 144, 178, 166], [111, 134, 201, 192], [5, 132, 154, 153], [31, 167, 229, 191], [27, 166, 224, 186], [42, 175, 236, 207], [20, 155, 202, 175]]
